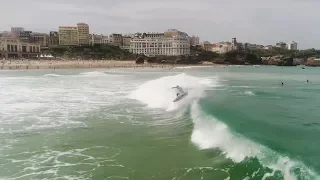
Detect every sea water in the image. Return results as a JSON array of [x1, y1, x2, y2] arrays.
[[0, 66, 319, 180]]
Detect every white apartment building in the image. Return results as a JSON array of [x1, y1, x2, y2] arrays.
[[130, 31, 190, 56], [245, 43, 264, 50], [89, 34, 110, 45], [212, 42, 232, 54], [201, 41, 212, 51], [287, 41, 298, 50], [102, 36, 109, 44]]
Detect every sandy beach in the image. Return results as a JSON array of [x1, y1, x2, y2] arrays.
[[0, 59, 221, 70]]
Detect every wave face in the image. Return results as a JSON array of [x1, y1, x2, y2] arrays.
[[129, 73, 318, 180]]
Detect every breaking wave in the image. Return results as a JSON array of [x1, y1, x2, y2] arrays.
[[129, 73, 318, 180]]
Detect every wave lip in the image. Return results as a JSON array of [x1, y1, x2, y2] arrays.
[[190, 102, 261, 162]]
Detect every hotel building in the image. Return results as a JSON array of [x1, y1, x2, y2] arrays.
[[49, 31, 59, 46], [109, 33, 123, 46], [130, 29, 190, 56], [190, 36, 200, 46], [77, 23, 89, 46], [32, 33, 49, 47], [287, 41, 298, 50], [0, 37, 40, 59], [59, 26, 79, 46]]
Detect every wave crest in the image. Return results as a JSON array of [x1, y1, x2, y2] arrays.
[[129, 73, 217, 111]]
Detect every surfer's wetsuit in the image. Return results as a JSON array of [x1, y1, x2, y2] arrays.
[[173, 86, 184, 96]]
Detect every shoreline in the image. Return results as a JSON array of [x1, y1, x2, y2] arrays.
[[0, 60, 224, 70]]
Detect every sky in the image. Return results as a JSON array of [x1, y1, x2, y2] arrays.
[[0, 0, 319, 49]]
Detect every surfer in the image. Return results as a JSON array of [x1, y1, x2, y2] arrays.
[[172, 85, 188, 102], [172, 85, 184, 96]]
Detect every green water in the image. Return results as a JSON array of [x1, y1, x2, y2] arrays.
[[0, 66, 319, 180]]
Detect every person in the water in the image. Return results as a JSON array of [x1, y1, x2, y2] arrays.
[[281, 82, 284, 86], [172, 85, 184, 97]]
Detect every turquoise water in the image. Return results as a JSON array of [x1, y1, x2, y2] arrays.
[[0, 66, 319, 180]]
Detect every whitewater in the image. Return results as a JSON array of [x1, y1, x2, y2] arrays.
[[129, 72, 319, 180], [0, 67, 319, 180]]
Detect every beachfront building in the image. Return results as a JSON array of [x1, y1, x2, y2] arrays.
[[0, 37, 40, 59], [49, 31, 59, 46], [77, 23, 89, 46], [201, 41, 212, 51], [102, 36, 109, 44], [89, 34, 111, 45], [130, 29, 190, 56], [32, 33, 49, 47], [190, 36, 200, 46], [0, 31, 11, 38], [121, 36, 132, 51], [245, 43, 264, 50], [59, 26, 79, 46], [231, 38, 238, 50], [264, 45, 274, 50], [90, 34, 103, 45], [18, 31, 33, 43], [11, 27, 24, 38], [109, 33, 123, 46], [212, 42, 232, 53], [276, 42, 287, 49], [287, 41, 298, 50]]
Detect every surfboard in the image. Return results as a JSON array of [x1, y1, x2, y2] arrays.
[[173, 92, 188, 102]]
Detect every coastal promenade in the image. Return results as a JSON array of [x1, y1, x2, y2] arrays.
[[0, 60, 220, 70]]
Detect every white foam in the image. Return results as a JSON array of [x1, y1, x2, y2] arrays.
[[79, 71, 107, 77], [190, 102, 261, 162], [175, 66, 192, 69], [174, 66, 213, 69], [2, 146, 122, 179], [128, 72, 318, 179], [244, 91, 255, 96], [128, 73, 217, 111], [0, 72, 130, 134], [44, 74, 61, 77], [190, 102, 319, 180]]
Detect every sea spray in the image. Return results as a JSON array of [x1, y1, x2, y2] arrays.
[[128, 73, 216, 111], [190, 102, 261, 162]]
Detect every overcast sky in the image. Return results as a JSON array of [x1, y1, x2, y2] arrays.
[[0, 0, 319, 49]]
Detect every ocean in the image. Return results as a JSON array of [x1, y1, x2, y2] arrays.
[[0, 66, 319, 180]]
